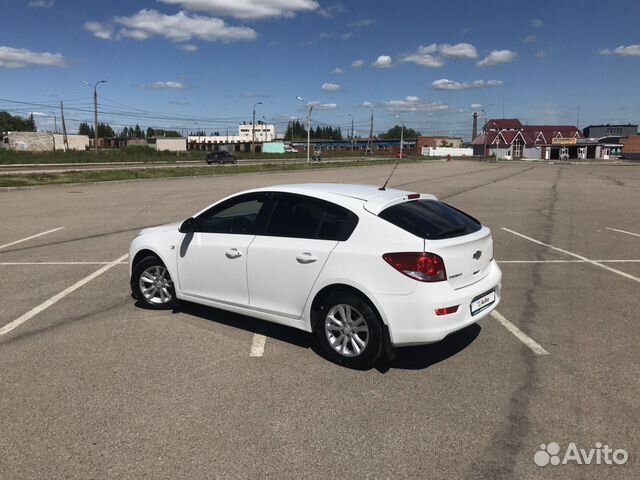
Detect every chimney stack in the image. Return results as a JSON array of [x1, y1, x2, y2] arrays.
[[472, 112, 478, 140]]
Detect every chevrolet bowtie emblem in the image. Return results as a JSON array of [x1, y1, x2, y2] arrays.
[[473, 250, 482, 260]]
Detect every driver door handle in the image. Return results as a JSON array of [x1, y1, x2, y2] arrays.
[[225, 248, 242, 259], [296, 252, 318, 264]]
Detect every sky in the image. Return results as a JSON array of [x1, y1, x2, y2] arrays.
[[1, 0, 639, 140]]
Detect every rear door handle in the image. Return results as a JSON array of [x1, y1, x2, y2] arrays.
[[225, 248, 242, 259], [296, 252, 318, 264]]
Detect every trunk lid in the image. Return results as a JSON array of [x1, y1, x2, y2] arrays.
[[427, 227, 493, 289]]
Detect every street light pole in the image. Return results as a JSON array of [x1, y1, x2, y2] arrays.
[[395, 114, 405, 159], [45, 111, 58, 133], [252, 101, 262, 152], [347, 113, 354, 152], [481, 109, 487, 163], [83, 80, 106, 155], [296, 96, 313, 163]]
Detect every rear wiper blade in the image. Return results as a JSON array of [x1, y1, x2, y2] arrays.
[[433, 225, 467, 238]]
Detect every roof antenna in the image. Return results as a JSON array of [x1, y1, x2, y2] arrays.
[[380, 114, 405, 190]]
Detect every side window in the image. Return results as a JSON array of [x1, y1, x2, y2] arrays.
[[196, 193, 268, 235], [265, 194, 358, 241]]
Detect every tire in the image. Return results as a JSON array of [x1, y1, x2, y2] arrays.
[[314, 291, 384, 369], [131, 256, 177, 310]]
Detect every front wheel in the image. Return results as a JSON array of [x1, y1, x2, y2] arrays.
[[131, 256, 176, 310], [314, 292, 383, 369]]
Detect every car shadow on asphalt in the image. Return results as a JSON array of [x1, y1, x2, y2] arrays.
[[167, 301, 481, 373]]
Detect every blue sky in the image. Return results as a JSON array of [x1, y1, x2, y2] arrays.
[[1, 0, 639, 139]]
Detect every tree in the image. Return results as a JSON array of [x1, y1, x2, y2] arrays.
[[78, 122, 94, 138], [379, 125, 421, 140], [146, 127, 156, 138], [97, 123, 115, 138], [133, 124, 143, 138], [0, 111, 37, 133], [439, 140, 453, 147]]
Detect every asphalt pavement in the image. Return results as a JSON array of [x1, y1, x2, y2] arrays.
[[0, 161, 638, 479]]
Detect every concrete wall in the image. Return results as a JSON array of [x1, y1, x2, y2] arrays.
[[421, 146, 473, 157], [6, 132, 54, 151], [154, 138, 187, 152], [53, 134, 89, 151]]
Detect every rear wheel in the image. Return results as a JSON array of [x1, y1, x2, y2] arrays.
[[131, 256, 176, 310], [314, 291, 383, 369]]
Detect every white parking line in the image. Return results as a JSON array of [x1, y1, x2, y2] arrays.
[[502, 228, 640, 284], [606, 227, 640, 238], [0, 254, 128, 336], [0, 262, 128, 266], [490, 310, 549, 355], [249, 334, 267, 357], [0, 227, 64, 250]]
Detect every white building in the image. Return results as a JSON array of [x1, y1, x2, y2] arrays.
[[188, 123, 276, 144]]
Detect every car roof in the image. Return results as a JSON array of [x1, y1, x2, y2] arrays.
[[246, 183, 438, 215]]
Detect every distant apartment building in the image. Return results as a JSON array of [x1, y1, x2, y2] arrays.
[[583, 124, 638, 139]]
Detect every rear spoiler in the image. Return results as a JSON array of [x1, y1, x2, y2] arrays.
[[363, 193, 438, 215]]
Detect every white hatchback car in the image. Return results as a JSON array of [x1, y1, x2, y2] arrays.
[[129, 184, 502, 368]]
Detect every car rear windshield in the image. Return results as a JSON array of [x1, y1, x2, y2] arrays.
[[378, 200, 482, 239]]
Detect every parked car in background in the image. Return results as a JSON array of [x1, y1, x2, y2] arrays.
[[285, 145, 299, 153], [206, 151, 237, 165], [129, 184, 502, 369]]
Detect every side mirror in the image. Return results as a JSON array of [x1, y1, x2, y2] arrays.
[[179, 217, 196, 233]]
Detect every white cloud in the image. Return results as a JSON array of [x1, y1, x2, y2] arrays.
[[317, 3, 347, 18], [477, 49, 517, 67], [321, 82, 341, 92], [340, 32, 355, 40], [109, 9, 257, 43], [384, 96, 449, 113], [438, 43, 477, 58], [307, 101, 338, 110], [84, 21, 114, 40], [523, 35, 536, 44], [0, 46, 68, 69], [471, 103, 483, 109], [599, 44, 640, 56], [432, 78, 502, 90], [351, 59, 365, 69], [144, 81, 187, 90], [372, 55, 393, 68], [354, 101, 374, 108], [178, 44, 199, 52], [331, 67, 343, 74], [531, 18, 543, 28], [348, 18, 374, 28], [401, 43, 476, 68], [28, 1, 54, 7], [159, 0, 319, 20], [535, 50, 546, 58]]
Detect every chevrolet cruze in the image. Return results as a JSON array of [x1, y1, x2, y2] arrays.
[[129, 183, 502, 369]]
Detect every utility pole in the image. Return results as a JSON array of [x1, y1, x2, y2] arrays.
[[83, 80, 107, 155], [347, 114, 354, 152], [252, 101, 262, 152], [367, 109, 374, 156], [296, 96, 313, 163], [395, 114, 405, 159], [60, 101, 69, 151]]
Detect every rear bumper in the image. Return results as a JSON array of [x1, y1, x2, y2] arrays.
[[378, 260, 502, 346]]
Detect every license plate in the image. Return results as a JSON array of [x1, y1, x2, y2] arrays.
[[471, 290, 496, 315]]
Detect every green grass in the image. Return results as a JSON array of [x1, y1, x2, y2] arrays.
[[0, 158, 428, 188]]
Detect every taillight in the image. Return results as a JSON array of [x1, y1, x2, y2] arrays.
[[382, 252, 447, 282]]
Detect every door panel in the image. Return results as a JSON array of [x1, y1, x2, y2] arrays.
[[247, 236, 337, 318], [177, 233, 254, 305]]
